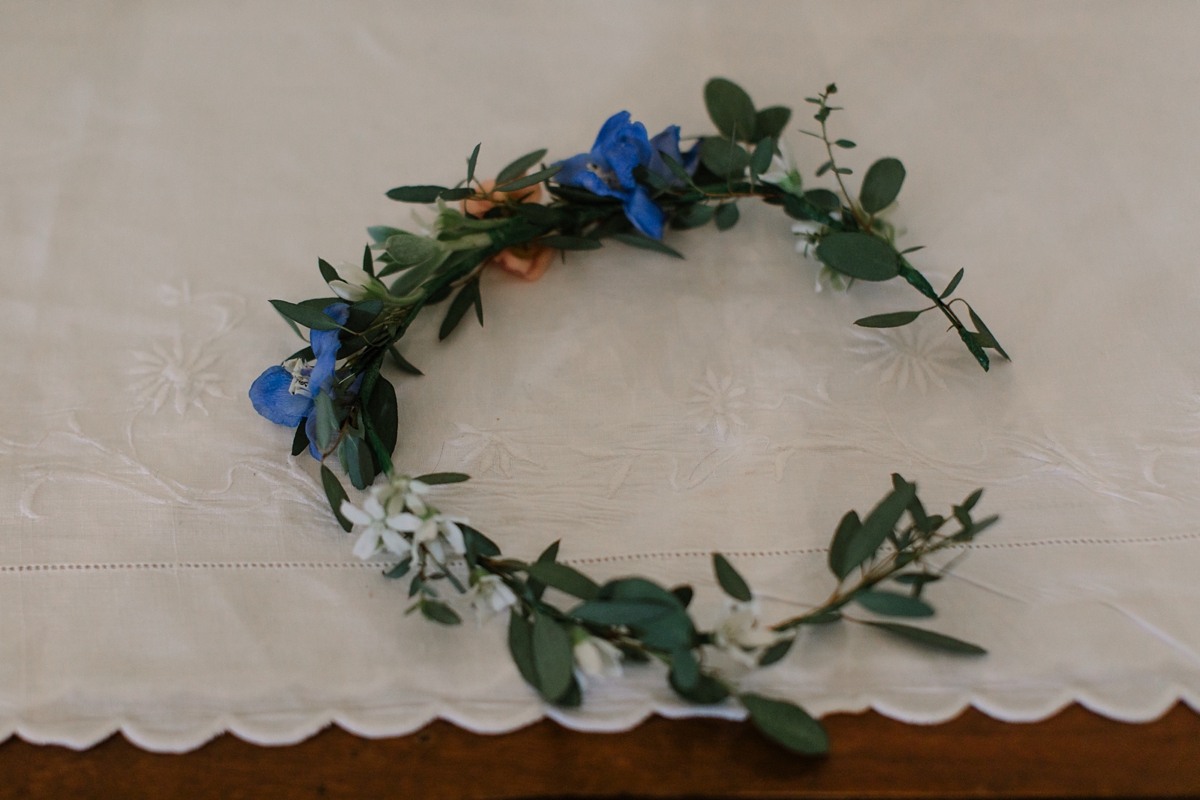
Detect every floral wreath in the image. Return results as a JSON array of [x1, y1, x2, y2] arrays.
[[248, 79, 1006, 755]]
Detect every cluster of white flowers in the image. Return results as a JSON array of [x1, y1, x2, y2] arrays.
[[340, 475, 467, 569]]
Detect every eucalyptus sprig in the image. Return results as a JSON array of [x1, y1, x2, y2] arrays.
[[339, 471, 997, 756]]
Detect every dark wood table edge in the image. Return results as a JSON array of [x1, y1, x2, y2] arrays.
[[1, 702, 1198, 799]]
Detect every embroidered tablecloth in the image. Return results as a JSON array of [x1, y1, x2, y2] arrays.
[[3, 1, 1199, 751]]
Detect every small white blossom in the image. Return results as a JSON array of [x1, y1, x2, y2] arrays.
[[573, 635, 624, 680], [328, 266, 387, 302], [387, 510, 466, 564], [712, 600, 779, 668], [343, 495, 411, 560], [469, 573, 519, 617]]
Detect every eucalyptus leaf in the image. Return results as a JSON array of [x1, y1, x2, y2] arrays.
[[713, 553, 752, 602], [383, 557, 411, 579], [365, 374, 398, 457], [508, 613, 540, 690], [740, 693, 829, 755], [814, 232, 899, 281], [496, 148, 548, 185], [386, 185, 450, 203], [699, 137, 750, 179], [415, 472, 470, 485], [466, 143, 481, 184], [319, 465, 352, 532], [804, 188, 841, 212], [753, 106, 791, 141], [670, 585, 694, 608], [269, 300, 343, 331], [967, 305, 1011, 360], [834, 139, 857, 149], [461, 523, 500, 569], [854, 310, 923, 328], [670, 672, 730, 705], [494, 164, 560, 193], [827, 510, 862, 580], [940, 268, 964, 298], [859, 157, 906, 214], [339, 435, 367, 490], [570, 599, 675, 627], [540, 235, 602, 251], [291, 418, 310, 457], [704, 78, 757, 141], [758, 637, 793, 667], [658, 151, 694, 186], [861, 621, 987, 655], [669, 648, 700, 691], [714, 203, 740, 231], [318, 258, 340, 285], [313, 392, 337, 452], [421, 599, 462, 626], [388, 345, 423, 376], [855, 589, 935, 618], [612, 232, 684, 259], [525, 561, 600, 601], [750, 137, 774, 176], [673, 202, 715, 230], [839, 481, 917, 577], [532, 612, 574, 702]]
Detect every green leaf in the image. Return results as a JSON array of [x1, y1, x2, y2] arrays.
[[750, 137, 774, 176], [636, 610, 694, 651], [669, 648, 700, 691], [386, 185, 450, 203], [339, 435, 372, 491], [318, 258, 340, 285], [713, 553, 752, 602], [439, 280, 480, 341], [570, 599, 676, 627], [494, 164, 560, 193], [893, 572, 942, 597], [833, 167, 853, 175], [827, 510, 862, 580], [859, 157, 906, 214], [291, 418, 310, 457], [461, 523, 500, 569], [540, 235, 602, 251], [804, 188, 841, 212], [508, 613, 540, 690], [383, 557, 411, 579], [673, 203, 715, 230], [854, 310, 923, 328], [740, 693, 829, 755], [670, 585, 694, 608], [840, 481, 917, 577], [367, 225, 406, 243], [704, 78, 757, 141], [900, 245, 926, 255], [269, 300, 343, 331], [388, 345, 423, 376], [967, 305, 1011, 360], [670, 672, 730, 705], [319, 465, 352, 532], [753, 106, 791, 141], [940, 268, 964, 298], [814, 232, 899, 282], [699, 137, 750, 179], [437, 188, 472, 201], [714, 203, 740, 231], [800, 610, 843, 625], [658, 150, 694, 186], [834, 139, 857, 149], [385, 233, 445, 268], [496, 148, 548, 185], [415, 472, 470, 485], [861, 621, 987, 655], [365, 374, 398, 457], [528, 540, 560, 601], [532, 611, 574, 703], [362, 244, 374, 277], [961, 487, 984, 513], [855, 589, 935, 618], [612, 232, 684, 259], [313, 392, 337, 452], [758, 637, 793, 667], [421, 599, 462, 626], [525, 562, 600, 601], [466, 143, 481, 184], [815, 160, 833, 177]]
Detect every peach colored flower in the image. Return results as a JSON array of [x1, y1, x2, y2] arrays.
[[463, 178, 543, 217], [463, 178, 554, 282]]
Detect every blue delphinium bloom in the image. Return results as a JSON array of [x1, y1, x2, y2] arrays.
[[249, 303, 350, 456], [555, 112, 697, 241]]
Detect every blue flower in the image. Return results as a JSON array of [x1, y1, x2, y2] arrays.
[[250, 303, 350, 453], [554, 112, 696, 241]]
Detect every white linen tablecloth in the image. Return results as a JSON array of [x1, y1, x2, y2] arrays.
[[3, 0, 1199, 751]]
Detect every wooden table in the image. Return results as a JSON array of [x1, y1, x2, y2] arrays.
[[3, 703, 1198, 798]]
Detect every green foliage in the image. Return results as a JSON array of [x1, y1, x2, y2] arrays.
[[714, 202, 740, 231], [415, 472, 470, 485], [859, 158, 906, 214], [854, 310, 923, 329], [525, 561, 600, 601], [704, 78, 757, 141], [740, 693, 829, 755], [386, 185, 452, 203], [319, 465, 352, 532], [612, 232, 684, 259], [815, 232, 899, 281], [861, 622, 986, 655], [700, 137, 750, 179], [270, 299, 342, 331], [439, 279, 482, 340], [855, 589, 935, 618], [496, 149, 548, 185], [713, 553, 752, 602], [753, 106, 791, 141]]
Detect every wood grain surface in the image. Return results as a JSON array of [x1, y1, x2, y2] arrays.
[[2, 703, 1198, 799]]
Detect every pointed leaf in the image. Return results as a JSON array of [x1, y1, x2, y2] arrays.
[[854, 310, 923, 328], [319, 465, 352, 532], [466, 143, 481, 184], [713, 553, 752, 602], [496, 148, 548, 185], [291, 418, 310, 457], [855, 589, 935, 618], [386, 185, 450, 203], [814, 232, 899, 281], [439, 280, 480, 340], [861, 621, 987, 655], [704, 78, 757, 141], [612, 232, 684, 259], [758, 637, 793, 667], [669, 648, 700, 691], [388, 345, 423, 376], [940, 268, 964, 298], [740, 693, 829, 755], [841, 482, 917, 576], [525, 562, 600, 601], [967, 305, 1011, 360], [532, 611, 574, 703], [415, 472, 470, 485], [828, 510, 862, 580], [540, 235, 602, 251], [753, 106, 791, 140], [750, 137, 774, 176], [318, 258, 340, 285], [269, 300, 343, 331], [494, 164, 560, 193]]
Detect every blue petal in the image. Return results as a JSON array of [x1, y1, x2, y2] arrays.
[[623, 185, 665, 240], [552, 153, 594, 187], [648, 125, 685, 184], [249, 366, 314, 428], [590, 111, 651, 190], [571, 168, 627, 201], [681, 138, 701, 174], [308, 303, 349, 396]]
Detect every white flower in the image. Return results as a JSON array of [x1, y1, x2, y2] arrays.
[[469, 573, 519, 617], [344, 494, 411, 560], [387, 511, 466, 564], [712, 600, 779, 668], [573, 636, 624, 680], [757, 143, 803, 196], [328, 266, 387, 302]]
